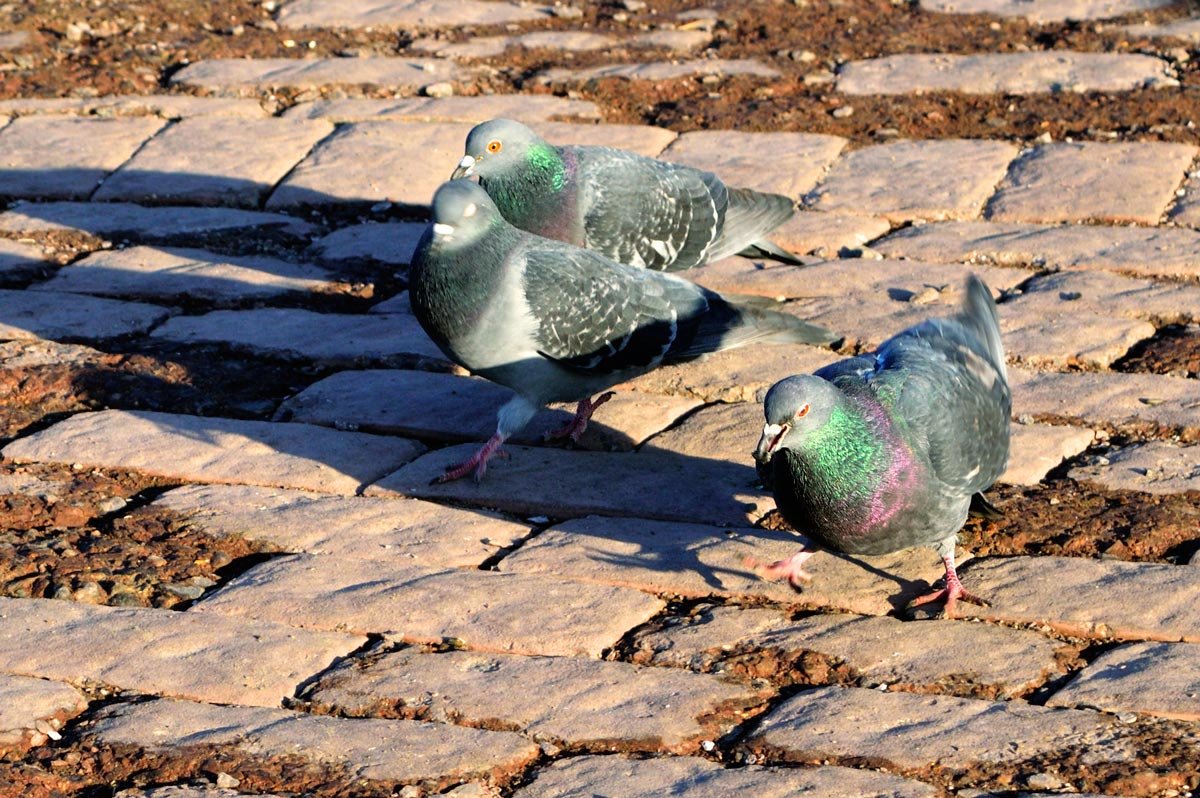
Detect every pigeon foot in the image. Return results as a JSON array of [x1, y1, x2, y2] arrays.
[[745, 548, 815, 590], [907, 555, 989, 618], [434, 434, 506, 484], [544, 391, 616, 444]]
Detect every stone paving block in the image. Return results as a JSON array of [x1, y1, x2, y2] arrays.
[[632, 604, 1067, 697], [1010, 369, 1200, 436], [538, 121, 677, 156], [500, 516, 959, 616], [642, 400, 759, 463], [987, 142, 1197, 225], [0, 597, 363, 707], [686, 257, 1026, 349], [808, 139, 1018, 222], [1069, 441, 1200, 495], [1, 409, 423, 495], [998, 292, 1155, 369], [0, 673, 86, 751], [540, 59, 781, 83], [153, 483, 530, 567], [0, 288, 171, 341], [1011, 269, 1200, 326], [194, 553, 665, 657], [0, 95, 268, 119], [0, 31, 28, 50], [837, 52, 1175, 95], [171, 57, 471, 96], [770, 211, 892, 257], [1124, 17, 1200, 42], [310, 221, 426, 265], [368, 291, 412, 314], [414, 31, 615, 58], [369, 443, 771, 526], [623, 342, 838, 403], [960, 555, 1200, 642], [267, 120, 472, 208], [283, 94, 601, 124], [875, 219, 1200, 280], [512, 755, 939, 798], [93, 117, 334, 207], [1046, 640, 1200, 720], [33, 246, 342, 304], [306, 647, 765, 754], [150, 307, 447, 366], [0, 201, 312, 239], [278, 0, 550, 29], [0, 116, 167, 199], [745, 685, 1110, 771], [278, 369, 702, 452], [919, 0, 1172, 21], [630, 29, 714, 51], [1002, 424, 1094, 485], [88, 698, 540, 786], [1168, 170, 1200, 227], [0, 237, 52, 282], [660, 130, 846, 199]]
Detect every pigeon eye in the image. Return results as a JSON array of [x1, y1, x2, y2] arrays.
[[487, 140, 502, 154], [795, 404, 810, 419]]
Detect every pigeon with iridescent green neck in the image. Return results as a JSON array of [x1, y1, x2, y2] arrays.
[[749, 275, 1011, 616], [450, 118, 805, 272]]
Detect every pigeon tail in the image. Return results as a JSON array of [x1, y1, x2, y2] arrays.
[[703, 293, 841, 350], [706, 186, 796, 262], [955, 275, 1007, 383], [738, 238, 809, 266]]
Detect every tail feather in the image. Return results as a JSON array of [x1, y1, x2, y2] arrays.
[[717, 293, 840, 349], [957, 275, 1007, 382], [707, 187, 796, 263], [738, 238, 810, 266]]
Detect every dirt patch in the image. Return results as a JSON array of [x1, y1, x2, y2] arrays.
[[1115, 323, 1200, 379]]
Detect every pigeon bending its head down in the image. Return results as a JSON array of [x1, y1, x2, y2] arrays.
[[450, 118, 807, 271], [409, 180, 839, 482], [750, 275, 1011, 617]]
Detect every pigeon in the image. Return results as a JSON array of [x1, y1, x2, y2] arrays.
[[449, 118, 806, 272], [409, 180, 839, 482], [749, 275, 1010, 616]]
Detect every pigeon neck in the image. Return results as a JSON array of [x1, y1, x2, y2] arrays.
[[410, 222, 516, 342], [484, 145, 574, 236]]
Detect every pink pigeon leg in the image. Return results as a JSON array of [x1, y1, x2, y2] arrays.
[[907, 553, 989, 618], [745, 545, 816, 590], [544, 391, 616, 444], [434, 433, 507, 484]]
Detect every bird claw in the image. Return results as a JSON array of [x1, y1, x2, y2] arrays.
[[431, 435, 506, 484], [543, 392, 616, 445], [907, 583, 990, 619], [744, 550, 815, 591]]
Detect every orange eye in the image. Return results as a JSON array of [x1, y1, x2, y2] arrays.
[[487, 140, 502, 154], [795, 404, 810, 419]]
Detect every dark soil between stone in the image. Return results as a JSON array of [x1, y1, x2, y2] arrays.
[[1115, 323, 1200, 379]]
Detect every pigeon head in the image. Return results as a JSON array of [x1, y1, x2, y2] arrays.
[[451, 118, 560, 186], [754, 375, 841, 466], [428, 180, 504, 247]]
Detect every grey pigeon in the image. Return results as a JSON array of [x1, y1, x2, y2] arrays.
[[450, 118, 806, 272], [749, 275, 1010, 616], [409, 180, 839, 482]]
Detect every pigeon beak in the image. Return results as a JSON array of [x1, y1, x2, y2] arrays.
[[450, 155, 477, 180], [754, 423, 786, 464]]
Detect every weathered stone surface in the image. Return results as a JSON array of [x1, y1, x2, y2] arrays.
[[34, 246, 341, 304], [623, 342, 838, 403], [875, 219, 1200, 280], [686, 257, 1026, 349], [1010, 369, 1200, 436], [278, 369, 701, 452], [0, 238, 52, 281], [500, 516, 961, 616], [538, 120, 677, 156], [1124, 17, 1200, 42], [642, 400, 759, 463], [512, 755, 939, 798], [195, 554, 665, 657], [630, 29, 714, 51], [999, 291, 1155, 369], [1046, 641, 1200, 720], [154, 483, 530, 567], [151, 308, 447, 366], [837, 52, 1175, 95], [0, 673, 86, 751], [267, 120, 471, 208], [171, 58, 471, 96], [745, 685, 1110, 770], [0, 31, 28, 50], [1, 410, 423, 495], [0, 116, 166, 199], [808, 139, 1018, 222], [278, 0, 550, 29], [540, 59, 781, 83], [987, 142, 1196, 225], [920, 0, 1172, 22], [89, 698, 540, 785], [93, 117, 334, 207], [284, 94, 601, 124], [961, 555, 1200, 642], [0, 201, 312, 238], [414, 31, 614, 58], [0, 289, 171, 341], [1069, 442, 1200, 495], [1001, 424, 1095, 486], [0, 95, 268, 118], [770, 211, 892, 257], [369, 443, 771, 526], [0, 597, 363, 707], [310, 221, 426, 265], [661, 130, 846, 199], [1167, 170, 1200, 227], [307, 647, 764, 753], [632, 604, 1067, 697], [1010, 269, 1200, 326], [368, 291, 412, 314]]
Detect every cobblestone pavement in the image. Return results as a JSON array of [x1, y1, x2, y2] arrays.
[[1, 0, 1200, 796]]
